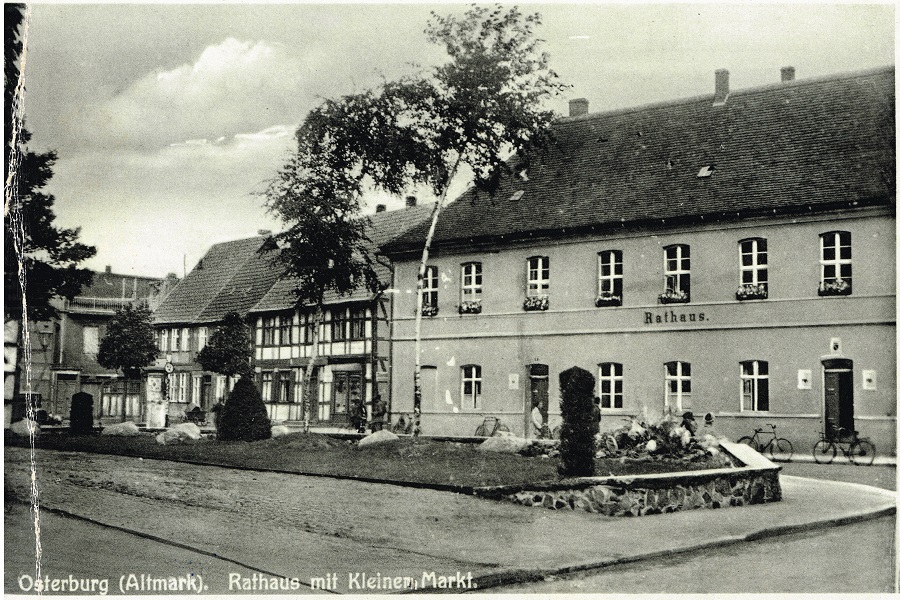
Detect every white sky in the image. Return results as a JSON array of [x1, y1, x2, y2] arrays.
[[19, 2, 895, 278]]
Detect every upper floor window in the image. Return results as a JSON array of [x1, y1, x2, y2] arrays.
[[197, 327, 208, 352], [301, 313, 316, 345], [660, 244, 690, 304], [159, 329, 169, 351], [83, 326, 99, 355], [181, 328, 190, 351], [460, 262, 483, 314], [596, 250, 623, 307], [597, 362, 623, 408], [261, 316, 277, 346], [664, 361, 691, 411], [278, 315, 292, 346], [422, 266, 439, 316], [171, 327, 181, 351], [461, 364, 482, 409], [740, 360, 769, 412], [349, 307, 366, 340], [737, 238, 768, 300], [819, 231, 852, 296], [332, 309, 347, 342], [526, 256, 550, 296]]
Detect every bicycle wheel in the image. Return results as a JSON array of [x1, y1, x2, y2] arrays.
[[849, 439, 876, 466], [768, 438, 793, 462], [812, 440, 836, 464], [736, 436, 758, 452], [474, 424, 486, 437], [494, 422, 510, 435]]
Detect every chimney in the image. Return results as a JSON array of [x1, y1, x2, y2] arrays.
[[105, 265, 112, 273], [780, 66, 795, 83], [713, 69, 729, 106], [375, 204, 387, 213], [257, 229, 272, 236], [568, 98, 589, 117], [405, 196, 417, 208]]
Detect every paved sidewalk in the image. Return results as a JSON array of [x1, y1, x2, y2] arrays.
[[6, 448, 896, 593], [781, 454, 896, 466]]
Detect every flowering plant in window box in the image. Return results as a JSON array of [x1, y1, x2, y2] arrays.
[[420, 303, 439, 317], [818, 278, 851, 296], [458, 300, 482, 315], [735, 283, 768, 301], [658, 288, 689, 304], [523, 295, 549, 312], [594, 292, 622, 307]]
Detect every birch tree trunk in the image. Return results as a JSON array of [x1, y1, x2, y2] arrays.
[[301, 303, 324, 432], [412, 158, 460, 436]]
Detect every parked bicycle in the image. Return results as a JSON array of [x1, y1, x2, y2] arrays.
[[737, 423, 794, 461], [813, 427, 876, 466], [474, 415, 510, 437]]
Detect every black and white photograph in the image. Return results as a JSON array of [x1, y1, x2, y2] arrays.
[[4, 2, 896, 595]]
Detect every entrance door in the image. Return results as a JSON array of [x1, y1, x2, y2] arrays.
[[332, 372, 361, 424], [528, 364, 549, 438], [54, 374, 79, 417], [823, 359, 854, 438]]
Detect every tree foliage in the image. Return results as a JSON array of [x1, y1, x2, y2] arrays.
[[217, 377, 271, 442], [196, 312, 253, 377], [5, 3, 96, 321], [97, 304, 158, 379], [558, 366, 596, 478]]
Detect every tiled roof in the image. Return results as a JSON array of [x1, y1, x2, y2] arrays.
[[250, 203, 435, 313], [385, 67, 895, 253], [153, 237, 279, 325], [76, 271, 162, 300]]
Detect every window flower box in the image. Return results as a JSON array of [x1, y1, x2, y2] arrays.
[[459, 300, 482, 315], [658, 288, 689, 304], [421, 304, 438, 317], [736, 283, 768, 301], [818, 279, 851, 296], [523, 295, 549, 312], [595, 293, 622, 307]]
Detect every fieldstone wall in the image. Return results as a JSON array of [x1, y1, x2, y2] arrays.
[[477, 442, 782, 517], [501, 469, 781, 517]]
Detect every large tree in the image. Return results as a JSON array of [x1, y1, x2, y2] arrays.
[[268, 5, 567, 433], [97, 304, 158, 380], [196, 312, 253, 378], [5, 4, 95, 415]]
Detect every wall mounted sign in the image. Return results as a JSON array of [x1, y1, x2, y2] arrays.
[[797, 369, 812, 390], [508, 373, 519, 390], [862, 370, 877, 391], [644, 310, 707, 325], [830, 337, 842, 353]]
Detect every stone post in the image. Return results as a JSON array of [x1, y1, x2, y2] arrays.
[[145, 370, 168, 428]]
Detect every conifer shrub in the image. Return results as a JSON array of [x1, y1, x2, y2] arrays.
[[69, 391, 95, 435], [217, 377, 271, 442], [558, 366, 595, 477]]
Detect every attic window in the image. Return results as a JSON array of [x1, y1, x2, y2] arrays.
[[697, 165, 715, 178], [510, 190, 525, 202]]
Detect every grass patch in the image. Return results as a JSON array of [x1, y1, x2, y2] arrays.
[[7, 431, 724, 489]]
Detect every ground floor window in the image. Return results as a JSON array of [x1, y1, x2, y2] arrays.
[[664, 361, 691, 411], [261, 372, 274, 402], [461, 365, 482, 409], [597, 362, 623, 408], [740, 360, 769, 411]]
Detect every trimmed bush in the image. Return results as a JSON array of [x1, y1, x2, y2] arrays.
[[558, 366, 595, 477], [217, 378, 271, 442]]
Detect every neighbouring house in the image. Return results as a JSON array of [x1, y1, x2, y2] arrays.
[[151, 234, 283, 423], [247, 198, 434, 428], [7, 267, 173, 426], [382, 66, 896, 454]]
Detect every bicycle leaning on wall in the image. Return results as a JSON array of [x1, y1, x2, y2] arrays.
[[812, 427, 876, 466], [737, 423, 794, 462]]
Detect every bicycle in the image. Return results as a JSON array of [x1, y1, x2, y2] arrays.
[[812, 427, 876, 466], [474, 415, 510, 437], [737, 423, 794, 461]]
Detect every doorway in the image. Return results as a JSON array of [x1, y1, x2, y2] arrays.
[[823, 358, 854, 438], [331, 371, 362, 425], [528, 364, 549, 438]]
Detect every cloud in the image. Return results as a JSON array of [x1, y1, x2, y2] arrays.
[[79, 38, 315, 151]]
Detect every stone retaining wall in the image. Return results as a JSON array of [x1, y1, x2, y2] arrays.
[[475, 442, 782, 517]]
